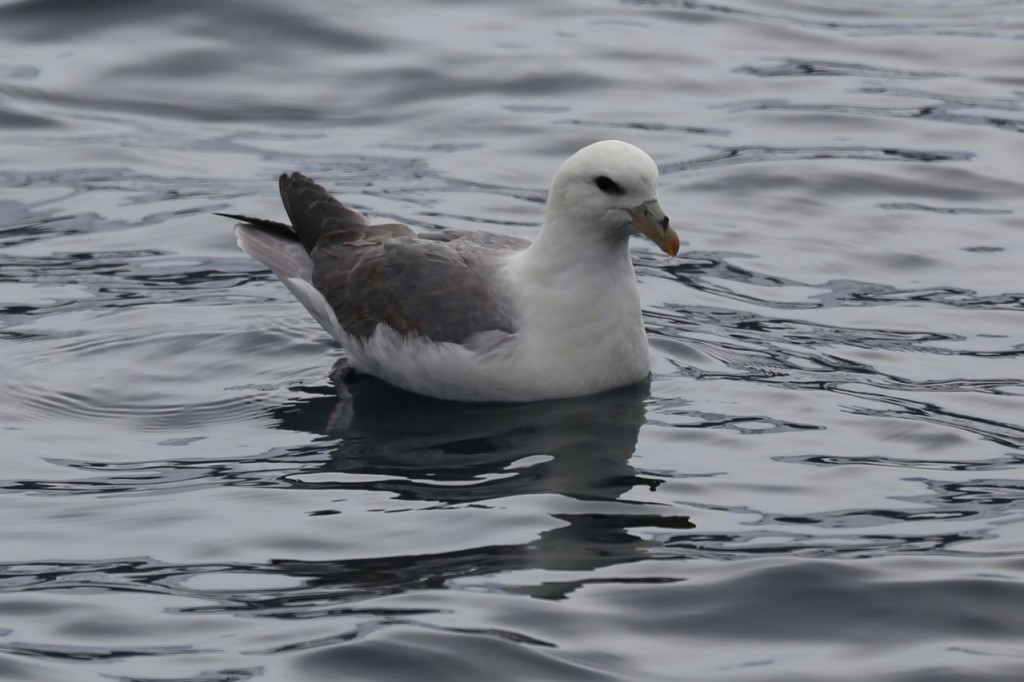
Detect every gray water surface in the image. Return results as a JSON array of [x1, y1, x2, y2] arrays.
[[1, 1, 1023, 680]]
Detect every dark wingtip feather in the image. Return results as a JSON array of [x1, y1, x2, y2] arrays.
[[214, 212, 297, 240]]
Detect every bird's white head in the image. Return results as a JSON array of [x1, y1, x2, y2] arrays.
[[545, 140, 678, 257]]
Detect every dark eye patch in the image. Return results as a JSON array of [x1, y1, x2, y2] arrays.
[[594, 175, 624, 195]]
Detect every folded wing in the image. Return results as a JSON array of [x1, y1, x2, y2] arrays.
[[227, 173, 530, 346]]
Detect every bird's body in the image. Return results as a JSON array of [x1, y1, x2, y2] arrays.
[[225, 140, 678, 402]]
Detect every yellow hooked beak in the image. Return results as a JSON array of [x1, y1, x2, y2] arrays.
[[628, 199, 679, 257]]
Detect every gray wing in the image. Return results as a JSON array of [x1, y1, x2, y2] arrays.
[[312, 231, 526, 343], [418, 229, 531, 251], [278, 172, 414, 250], [229, 172, 530, 346]]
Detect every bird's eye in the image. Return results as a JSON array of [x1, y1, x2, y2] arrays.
[[594, 175, 624, 195]]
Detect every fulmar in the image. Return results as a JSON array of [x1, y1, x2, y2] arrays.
[[220, 140, 679, 402]]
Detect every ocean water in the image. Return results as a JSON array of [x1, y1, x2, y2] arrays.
[[1, 0, 1023, 680]]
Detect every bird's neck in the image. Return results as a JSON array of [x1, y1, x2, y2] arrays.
[[519, 215, 634, 281], [507, 217, 641, 336]]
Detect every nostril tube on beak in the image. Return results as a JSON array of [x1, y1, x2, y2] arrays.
[[659, 216, 670, 231]]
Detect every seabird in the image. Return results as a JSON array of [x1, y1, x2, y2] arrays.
[[220, 140, 679, 402]]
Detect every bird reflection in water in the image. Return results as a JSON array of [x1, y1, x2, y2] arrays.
[[266, 365, 692, 602]]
